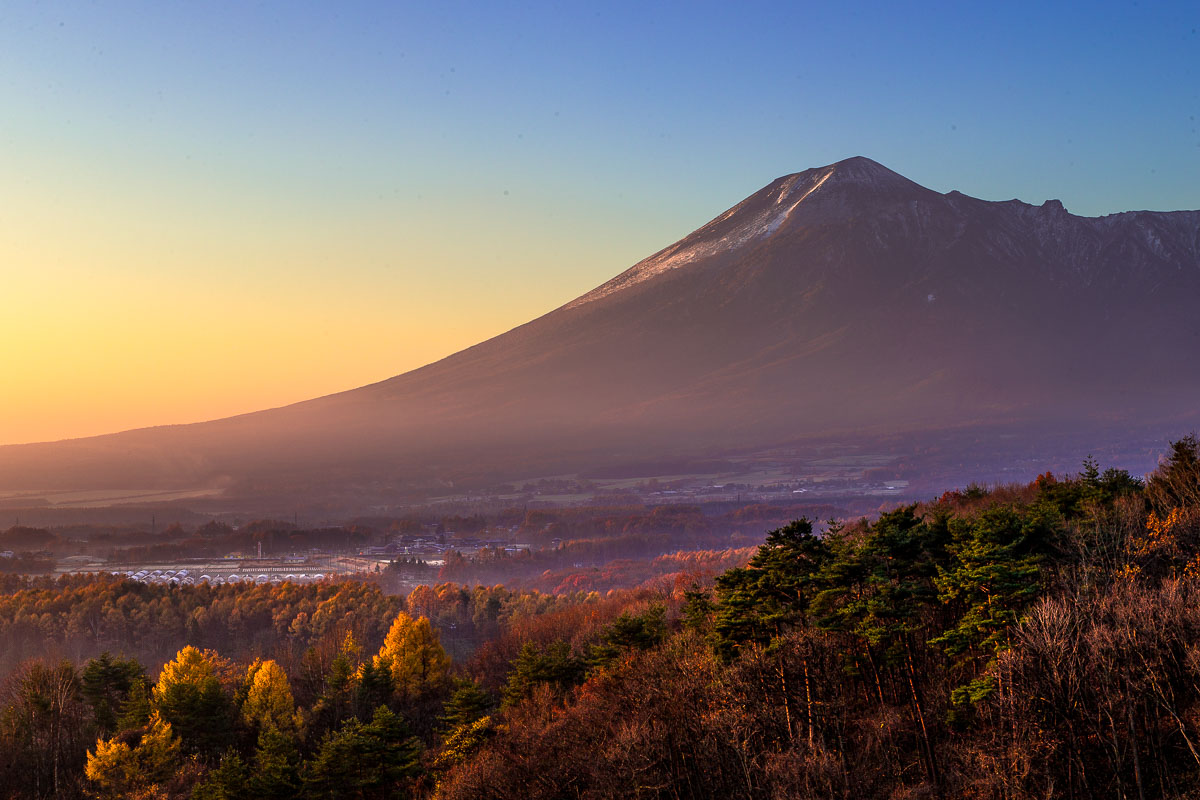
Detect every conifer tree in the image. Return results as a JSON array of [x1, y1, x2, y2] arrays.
[[305, 705, 422, 798], [713, 518, 830, 658], [153, 645, 235, 757], [191, 749, 250, 800], [589, 606, 667, 667], [248, 724, 301, 799], [812, 507, 948, 785], [355, 659, 392, 718], [813, 507, 947, 651], [81, 652, 146, 736], [500, 640, 585, 708], [241, 659, 296, 733], [438, 680, 493, 733], [116, 677, 152, 731], [310, 637, 359, 734], [680, 585, 715, 633], [374, 612, 451, 700], [1146, 433, 1200, 512], [85, 711, 181, 799], [932, 506, 1050, 707]]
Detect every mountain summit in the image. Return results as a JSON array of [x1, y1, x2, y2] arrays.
[[2, 158, 1199, 498], [566, 156, 931, 308]]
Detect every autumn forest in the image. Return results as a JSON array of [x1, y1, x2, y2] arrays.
[[1, 436, 1199, 798]]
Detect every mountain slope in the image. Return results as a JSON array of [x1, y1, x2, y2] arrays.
[[2, 157, 1199, 495]]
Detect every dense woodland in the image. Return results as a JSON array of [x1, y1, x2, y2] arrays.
[[4, 437, 1200, 798]]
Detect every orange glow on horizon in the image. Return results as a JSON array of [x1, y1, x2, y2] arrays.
[[0, 144, 670, 446]]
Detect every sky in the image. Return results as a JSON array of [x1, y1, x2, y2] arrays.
[[1, 0, 1197, 445]]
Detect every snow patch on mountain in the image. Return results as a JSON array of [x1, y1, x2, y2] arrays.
[[564, 157, 1200, 312], [566, 168, 836, 310], [765, 169, 834, 234]]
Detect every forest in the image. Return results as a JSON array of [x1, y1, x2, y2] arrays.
[[3, 436, 1200, 798]]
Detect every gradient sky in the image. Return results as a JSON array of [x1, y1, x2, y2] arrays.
[[2, 0, 1197, 445]]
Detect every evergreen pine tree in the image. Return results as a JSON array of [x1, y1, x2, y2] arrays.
[[192, 749, 249, 800], [712, 518, 830, 658], [248, 725, 301, 800]]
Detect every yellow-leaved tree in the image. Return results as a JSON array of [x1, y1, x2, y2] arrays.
[[152, 646, 235, 756], [85, 711, 180, 799], [242, 658, 297, 732], [154, 646, 216, 693], [374, 611, 450, 699]]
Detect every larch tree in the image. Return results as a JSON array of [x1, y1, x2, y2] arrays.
[[85, 711, 181, 799], [374, 612, 451, 701], [242, 658, 297, 733], [152, 645, 235, 757]]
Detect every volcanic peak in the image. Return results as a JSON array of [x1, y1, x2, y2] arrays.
[[566, 156, 928, 309], [809, 155, 919, 188], [2, 156, 1200, 505]]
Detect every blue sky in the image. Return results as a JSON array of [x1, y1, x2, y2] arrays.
[[1, 0, 1197, 442]]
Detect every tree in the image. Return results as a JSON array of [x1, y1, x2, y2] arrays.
[[308, 634, 360, 735], [191, 749, 249, 800], [85, 711, 181, 799], [1146, 434, 1200, 512], [1037, 457, 1142, 519], [374, 612, 451, 701], [438, 680, 493, 733], [501, 641, 586, 708], [932, 506, 1050, 708], [152, 646, 235, 757], [812, 508, 949, 785], [241, 659, 296, 733], [82, 652, 147, 736], [305, 705, 423, 799], [600, 605, 667, 652], [713, 518, 830, 658], [117, 677, 152, 730], [2, 659, 91, 798], [248, 724, 301, 799], [433, 716, 494, 773], [354, 659, 392, 719], [681, 585, 715, 633], [813, 507, 948, 650]]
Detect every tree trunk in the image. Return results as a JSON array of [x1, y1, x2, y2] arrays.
[[863, 648, 886, 706], [803, 655, 814, 748], [904, 641, 939, 788], [778, 661, 794, 744], [1129, 705, 1146, 800], [1106, 709, 1127, 800]]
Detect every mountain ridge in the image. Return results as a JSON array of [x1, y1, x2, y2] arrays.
[[2, 157, 1198, 498]]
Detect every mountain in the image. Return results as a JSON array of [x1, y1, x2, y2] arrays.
[[2, 156, 1199, 500]]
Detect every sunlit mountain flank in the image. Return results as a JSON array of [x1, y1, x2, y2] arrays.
[[2, 157, 1196, 505]]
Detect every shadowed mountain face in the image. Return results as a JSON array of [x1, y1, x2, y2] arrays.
[[3, 157, 1199, 495]]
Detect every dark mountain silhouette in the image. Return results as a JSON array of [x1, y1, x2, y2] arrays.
[[2, 157, 1198, 497]]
